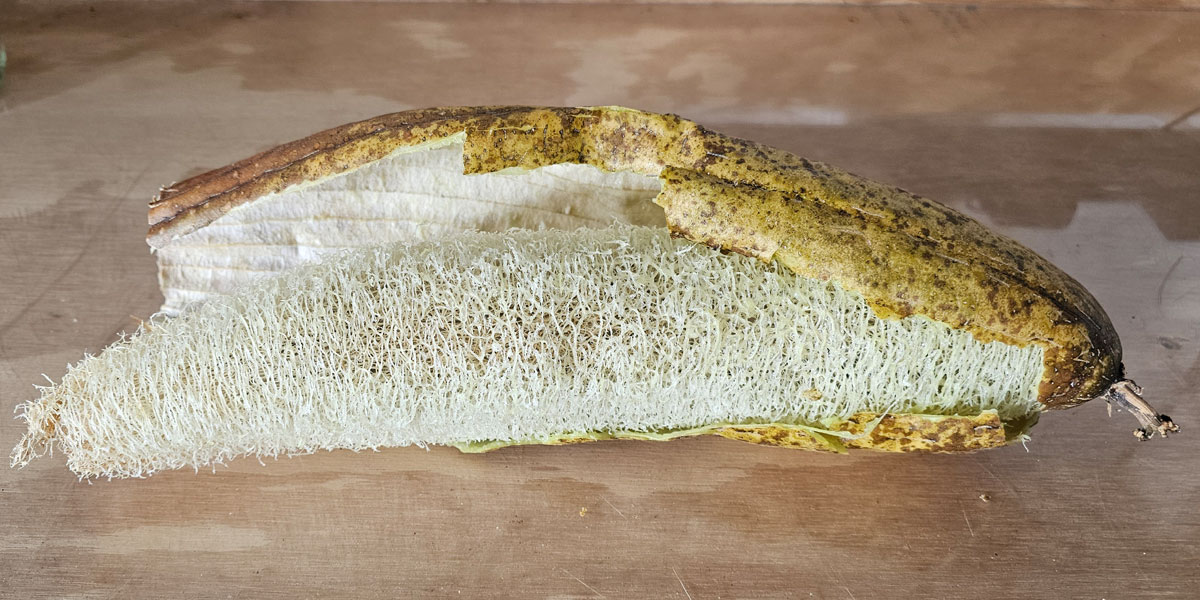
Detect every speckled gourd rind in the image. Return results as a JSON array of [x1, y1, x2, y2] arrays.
[[144, 105, 1123, 453]]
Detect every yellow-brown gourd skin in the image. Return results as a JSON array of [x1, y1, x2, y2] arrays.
[[147, 106, 1125, 451]]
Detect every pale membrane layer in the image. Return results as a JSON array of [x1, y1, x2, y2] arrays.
[[155, 135, 666, 314], [24, 225, 1044, 478]]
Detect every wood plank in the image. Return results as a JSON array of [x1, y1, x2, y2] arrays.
[[119, 0, 1200, 9], [1, 2, 1197, 598], [2, 2, 1199, 133]]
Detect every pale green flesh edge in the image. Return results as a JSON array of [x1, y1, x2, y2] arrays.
[[452, 410, 1039, 454]]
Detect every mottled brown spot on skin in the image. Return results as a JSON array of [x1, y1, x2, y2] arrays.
[[838, 412, 1006, 452], [715, 412, 1008, 453], [150, 106, 1121, 410]]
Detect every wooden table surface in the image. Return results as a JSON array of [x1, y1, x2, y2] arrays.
[[2, 3, 1198, 598]]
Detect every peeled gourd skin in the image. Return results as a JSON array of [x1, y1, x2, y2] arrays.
[[10, 106, 1174, 479]]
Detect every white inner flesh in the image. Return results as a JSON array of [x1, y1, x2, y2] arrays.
[[47, 225, 1044, 477], [155, 134, 665, 315]]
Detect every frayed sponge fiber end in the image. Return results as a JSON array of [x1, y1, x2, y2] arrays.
[[13, 225, 1043, 478]]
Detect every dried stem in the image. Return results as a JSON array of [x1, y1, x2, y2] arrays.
[[1103, 379, 1178, 440]]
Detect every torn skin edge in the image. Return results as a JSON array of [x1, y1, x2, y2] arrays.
[[453, 410, 1034, 454]]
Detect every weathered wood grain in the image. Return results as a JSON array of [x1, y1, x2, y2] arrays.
[[1, 2, 1197, 598], [4, 3, 1200, 132]]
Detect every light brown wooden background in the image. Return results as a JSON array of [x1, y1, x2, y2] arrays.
[[2, 2, 1198, 598]]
